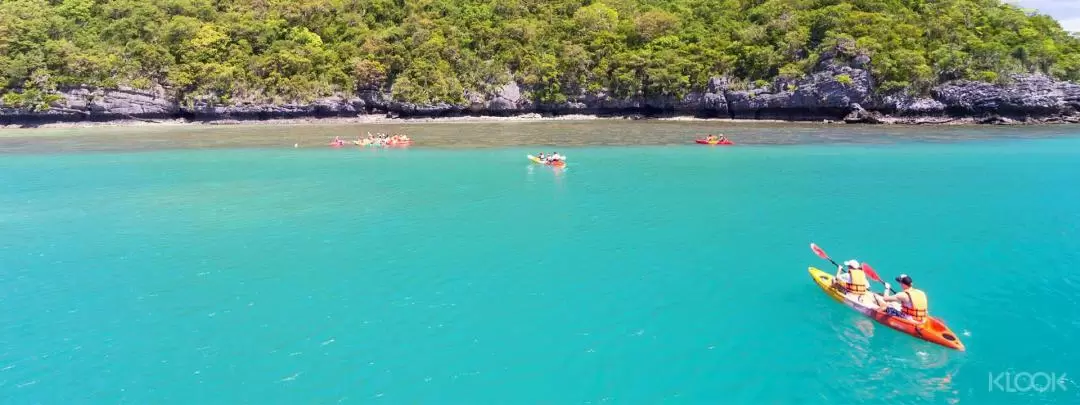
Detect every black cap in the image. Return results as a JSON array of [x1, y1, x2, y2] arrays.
[[895, 274, 913, 286]]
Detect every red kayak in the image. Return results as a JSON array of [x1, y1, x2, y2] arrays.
[[696, 139, 734, 145]]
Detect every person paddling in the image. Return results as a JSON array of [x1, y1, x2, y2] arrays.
[[832, 259, 870, 298], [878, 274, 929, 323]]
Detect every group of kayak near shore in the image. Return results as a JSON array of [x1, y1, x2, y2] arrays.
[[527, 134, 735, 168], [330, 133, 412, 148], [695, 134, 733, 145], [329, 133, 733, 149], [328, 131, 732, 167], [809, 243, 964, 351]]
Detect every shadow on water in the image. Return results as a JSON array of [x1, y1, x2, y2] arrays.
[[1, 120, 1078, 154]]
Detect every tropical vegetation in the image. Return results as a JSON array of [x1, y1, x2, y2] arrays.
[[2, 0, 1079, 110]]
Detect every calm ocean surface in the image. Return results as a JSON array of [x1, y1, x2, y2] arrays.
[[1, 122, 1079, 404]]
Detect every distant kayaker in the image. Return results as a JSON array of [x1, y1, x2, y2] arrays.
[[833, 259, 870, 296], [879, 274, 928, 323], [550, 152, 564, 161]]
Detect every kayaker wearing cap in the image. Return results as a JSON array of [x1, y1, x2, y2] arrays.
[[879, 274, 928, 323], [833, 259, 869, 296]]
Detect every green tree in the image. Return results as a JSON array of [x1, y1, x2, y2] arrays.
[[1, 0, 1078, 106]]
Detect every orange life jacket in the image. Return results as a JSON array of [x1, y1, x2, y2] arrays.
[[901, 288, 928, 322], [842, 269, 869, 293]]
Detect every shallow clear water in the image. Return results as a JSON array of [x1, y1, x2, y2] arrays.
[[1, 125, 1079, 404], [1, 120, 1077, 153]]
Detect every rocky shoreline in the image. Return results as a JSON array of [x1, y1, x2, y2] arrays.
[[4, 62, 1080, 128]]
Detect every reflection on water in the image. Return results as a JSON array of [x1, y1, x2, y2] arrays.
[[824, 310, 967, 404], [1, 120, 1077, 153]]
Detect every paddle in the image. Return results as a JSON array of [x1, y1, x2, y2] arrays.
[[809, 243, 840, 268], [860, 262, 884, 283], [861, 262, 894, 295], [811, 242, 888, 287]]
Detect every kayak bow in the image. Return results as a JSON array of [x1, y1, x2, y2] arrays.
[[808, 266, 965, 351]]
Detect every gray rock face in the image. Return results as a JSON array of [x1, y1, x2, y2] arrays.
[[697, 77, 729, 116], [4, 63, 1080, 125], [0, 86, 176, 122], [387, 101, 466, 117], [357, 89, 389, 112], [528, 85, 725, 116], [723, 64, 873, 120], [92, 88, 176, 116], [843, 103, 883, 124], [880, 93, 947, 116], [931, 74, 1080, 117], [486, 82, 526, 112], [181, 95, 365, 119]]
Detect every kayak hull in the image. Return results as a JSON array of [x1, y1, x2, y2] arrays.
[[695, 139, 734, 145], [347, 142, 410, 147], [527, 155, 566, 167], [355, 141, 411, 147], [808, 267, 965, 351]]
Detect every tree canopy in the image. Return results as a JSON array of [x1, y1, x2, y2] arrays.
[[2, 0, 1078, 108]]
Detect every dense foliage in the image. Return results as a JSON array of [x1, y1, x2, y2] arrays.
[[2, 0, 1079, 109]]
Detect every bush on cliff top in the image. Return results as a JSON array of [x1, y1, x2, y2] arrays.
[[1, 0, 1078, 105]]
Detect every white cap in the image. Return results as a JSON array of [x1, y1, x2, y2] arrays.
[[844, 260, 861, 269]]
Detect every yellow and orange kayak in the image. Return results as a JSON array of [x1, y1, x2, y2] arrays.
[[527, 155, 566, 167], [808, 267, 965, 351]]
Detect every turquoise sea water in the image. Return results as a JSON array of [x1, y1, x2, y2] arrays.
[[2, 129, 1080, 404]]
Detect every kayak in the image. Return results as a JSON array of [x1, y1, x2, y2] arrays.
[[354, 140, 412, 147], [528, 155, 566, 167], [808, 266, 965, 351], [529, 155, 565, 168], [695, 139, 734, 145]]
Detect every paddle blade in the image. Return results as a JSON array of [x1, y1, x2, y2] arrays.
[[861, 262, 883, 283], [810, 243, 829, 260]]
